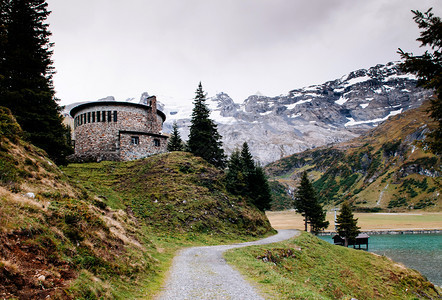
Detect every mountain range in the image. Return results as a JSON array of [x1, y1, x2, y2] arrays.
[[161, 61, 432, 164], [64, 61, 432, 165]]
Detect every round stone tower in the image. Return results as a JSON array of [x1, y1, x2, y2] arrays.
[[69, 96, 167, 161]]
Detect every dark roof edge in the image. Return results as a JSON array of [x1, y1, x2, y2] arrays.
[[69, 101, 166, 122]]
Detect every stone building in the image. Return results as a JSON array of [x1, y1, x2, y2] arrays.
[[69, 96, 168, 161]]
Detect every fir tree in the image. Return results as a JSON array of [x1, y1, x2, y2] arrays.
[[398, 8, 442, 154], [294, 171, 329, 233], [225, 149, 246, 195], [240, 142, 255, 174], [167, 121, 184, 151], [309, 200, 329, 234], [0, 0, 72, 164], [225, 142, 272, 211], [249, 164, 272, 211], [336, 201, 360, 247], [187, 82, 226, 168]]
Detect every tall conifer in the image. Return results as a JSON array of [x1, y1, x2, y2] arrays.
[[294, 171, 329, 233], [187, 82, 226, 168], [250, 164, 272, 211], [225, 142, 272, 211], [225, 149, 246, 194], [240, 142, 254, 174], [0, 0, 72, 164], [336, 201, 360, 247], [399, 8, 442, 154]]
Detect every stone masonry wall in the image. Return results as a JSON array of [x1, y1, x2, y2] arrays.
[[72, 101, 167, 161], [119, 133, 168, 161]]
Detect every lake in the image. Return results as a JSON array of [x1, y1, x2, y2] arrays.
[[319, 233, 442, 286]]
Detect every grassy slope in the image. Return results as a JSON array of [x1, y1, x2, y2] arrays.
[[0, 107, 274, 298], [62, 152, 273, 237], [266, 101, 441, 211], [0, 131, 163, 298], [225, 232, 440, 300]]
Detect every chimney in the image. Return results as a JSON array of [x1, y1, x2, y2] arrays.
[[148, 96, 157, 114]]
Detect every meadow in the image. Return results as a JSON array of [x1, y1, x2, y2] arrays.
[[266, 210, 442, 231]]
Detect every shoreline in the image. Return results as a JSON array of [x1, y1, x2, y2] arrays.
[[318, 229, 442, 236]]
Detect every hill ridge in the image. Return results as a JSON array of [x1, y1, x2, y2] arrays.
[[266, 100, 441, 211]]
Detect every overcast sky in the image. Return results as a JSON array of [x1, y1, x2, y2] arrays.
[[46, 0, 442, 106]]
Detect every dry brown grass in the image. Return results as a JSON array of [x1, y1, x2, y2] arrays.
[[266, 210, 442, 231]]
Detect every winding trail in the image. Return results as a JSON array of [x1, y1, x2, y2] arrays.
[[155, 229, 299, 300]]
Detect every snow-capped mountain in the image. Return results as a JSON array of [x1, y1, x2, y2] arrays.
[[63, 62, 432, 165], [163, 62, 432, 165]]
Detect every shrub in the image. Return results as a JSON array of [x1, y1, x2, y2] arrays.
[[0, 158, 19, 185], [0, 107, 22, 143]]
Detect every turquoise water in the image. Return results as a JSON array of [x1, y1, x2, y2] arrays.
[[319, 234, 442, 286]]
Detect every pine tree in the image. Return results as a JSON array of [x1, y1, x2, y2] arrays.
[[167, 121, 184, 151], [309, 200, 329, 234], [225, 149, 246, 194], [225, 142, 272, 211], [294, 171, 329, 233], [187, 82, 226, 168], [249, 164, 272, 211], [336, 201, 360, 247], [240, 142, 254, 174], [0, 0, 72, 164], [398, 8, 442, 154]]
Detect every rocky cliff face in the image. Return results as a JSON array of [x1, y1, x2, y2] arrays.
[[163, 62, 432, 165]]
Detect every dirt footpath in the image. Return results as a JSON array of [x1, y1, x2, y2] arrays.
[[155, 229, 299, 300]]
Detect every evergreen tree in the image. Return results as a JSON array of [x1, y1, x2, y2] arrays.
[[167, 121, 184, 151], [249, 164, 272, 211], [294, 171, 329, 233], [225, 142, 272, 211], [336, 201, 360, 247], [398, 8, 442, 154], [225, 149, 246, 194], [240, 142, 254, 174], [309, 200, 329, 234], [187, 82, 226, 168], [0, 0, 72, 164]]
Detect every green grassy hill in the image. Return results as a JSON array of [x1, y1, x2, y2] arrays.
[[62, 152, 273, 236], [225, 232, 440, 299], [266, 101, 441, 211], [0, 107, 273, 298]]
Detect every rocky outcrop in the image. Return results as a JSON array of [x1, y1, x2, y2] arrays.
[[164, 62, 432, 165]]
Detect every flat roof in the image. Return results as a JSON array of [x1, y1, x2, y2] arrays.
[[69, 101, 166, 122]]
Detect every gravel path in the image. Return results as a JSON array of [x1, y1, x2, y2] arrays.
[[155, 229, 299, 300]]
